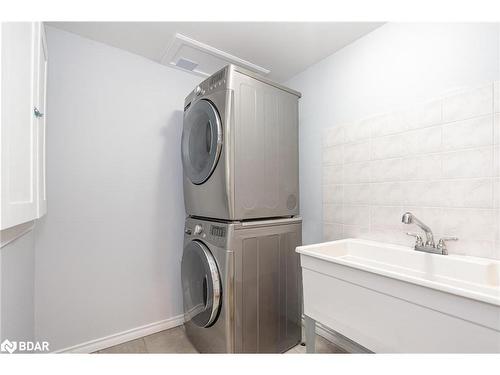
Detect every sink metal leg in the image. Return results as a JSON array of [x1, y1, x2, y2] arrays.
[[304, 315, 316, 353]]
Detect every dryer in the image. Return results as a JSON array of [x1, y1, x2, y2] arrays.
[[181, 216, 302, 353], [181, 64, 301, 221]]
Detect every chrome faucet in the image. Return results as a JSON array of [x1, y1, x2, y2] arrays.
[[401, 212, 435, 246], [401, 212, 457, 255]]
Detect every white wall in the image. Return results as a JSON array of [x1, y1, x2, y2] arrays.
[[321, 82, 499, 258], [286, 23, 500, 246], [34, 27, 200, 351], [1, 227, 35, 342]]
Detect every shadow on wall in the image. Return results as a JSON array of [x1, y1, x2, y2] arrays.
[[153, 110, 186, 314]]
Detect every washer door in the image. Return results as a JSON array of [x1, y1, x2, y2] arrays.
[[181, 240, 221, 328], [181, 99, 223, 185]]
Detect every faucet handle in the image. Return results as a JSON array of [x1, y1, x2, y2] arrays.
[[406, 232, 423, 246], [439, 236, 458, 241], [436, 236, 458, 255], [437, 236, 458, 244]]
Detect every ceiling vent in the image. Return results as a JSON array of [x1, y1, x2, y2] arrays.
[[175, 57, 198, 71], [161, 33, 270, 78]]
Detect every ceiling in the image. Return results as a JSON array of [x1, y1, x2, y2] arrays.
[[47, 22, 383, 82]]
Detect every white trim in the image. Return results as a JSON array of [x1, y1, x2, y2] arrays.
[[0, 239, 2, 341], [54, 314, 185, 354], [161, 33, 270, 77], [0, 21, 2, 339]]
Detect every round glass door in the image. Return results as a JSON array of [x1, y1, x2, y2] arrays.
[[181, 99, 222, 185], [181, 240, 221, 328]]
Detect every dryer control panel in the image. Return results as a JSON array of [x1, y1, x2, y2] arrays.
[[184, 66, 229, 109]]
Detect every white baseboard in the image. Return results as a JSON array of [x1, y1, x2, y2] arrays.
[[55, 314, 369, 354], [55, 314, 185, 354]]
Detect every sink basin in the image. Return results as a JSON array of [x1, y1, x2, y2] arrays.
[[297, 238, 500, 353], [297, 238, 500, 305]]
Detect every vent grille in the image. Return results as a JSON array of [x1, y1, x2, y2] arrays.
[[176, 58, 198, 71], [161, 33, 270, 78]]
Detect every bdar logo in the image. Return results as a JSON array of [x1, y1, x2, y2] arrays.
[[1, 339, 17, 354]]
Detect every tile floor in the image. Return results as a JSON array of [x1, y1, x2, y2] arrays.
[[96, 325, 347, 354]]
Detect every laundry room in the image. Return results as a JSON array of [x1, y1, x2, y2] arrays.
[[1, 1, 500, 374]]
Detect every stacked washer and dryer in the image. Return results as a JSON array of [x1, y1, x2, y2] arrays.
[[180, 64, 302, 353]]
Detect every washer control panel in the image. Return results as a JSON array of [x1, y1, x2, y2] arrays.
[[193, 224, 204, 235], [210, 225, 226, 238], [185, 221, 228, 247]]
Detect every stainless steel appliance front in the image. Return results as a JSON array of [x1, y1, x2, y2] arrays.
[[181, 216, 302, 353], [181, 64, 301, 221]]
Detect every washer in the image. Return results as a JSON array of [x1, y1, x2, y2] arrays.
[[181, 216, 302, 353], [181, 64, 301, 221]]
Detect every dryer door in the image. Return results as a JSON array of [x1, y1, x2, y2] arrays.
[[181, 99, 223, 185], [181, 240, 221, 328]]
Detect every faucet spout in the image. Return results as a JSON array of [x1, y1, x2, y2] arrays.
[[401, 212, 435, 246]]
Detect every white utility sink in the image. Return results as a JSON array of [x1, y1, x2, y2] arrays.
[[297, 239, 500, 353]]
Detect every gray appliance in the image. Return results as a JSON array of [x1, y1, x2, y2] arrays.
[[181, 216, 302, 353], [181, 64, 301, 221]]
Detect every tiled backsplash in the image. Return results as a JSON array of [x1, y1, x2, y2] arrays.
[[322, 81, 500, 259]]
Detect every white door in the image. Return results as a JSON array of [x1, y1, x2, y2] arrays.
[[1, 23, 39, 230], [36, 23, 47, 218]]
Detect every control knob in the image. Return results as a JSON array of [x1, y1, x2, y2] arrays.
[[193, 224, 203, 235]]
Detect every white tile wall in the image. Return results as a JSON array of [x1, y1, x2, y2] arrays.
[[442, 85, 494, 122], [322, 82, 500, 259], [442, 115, 493, 150]]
